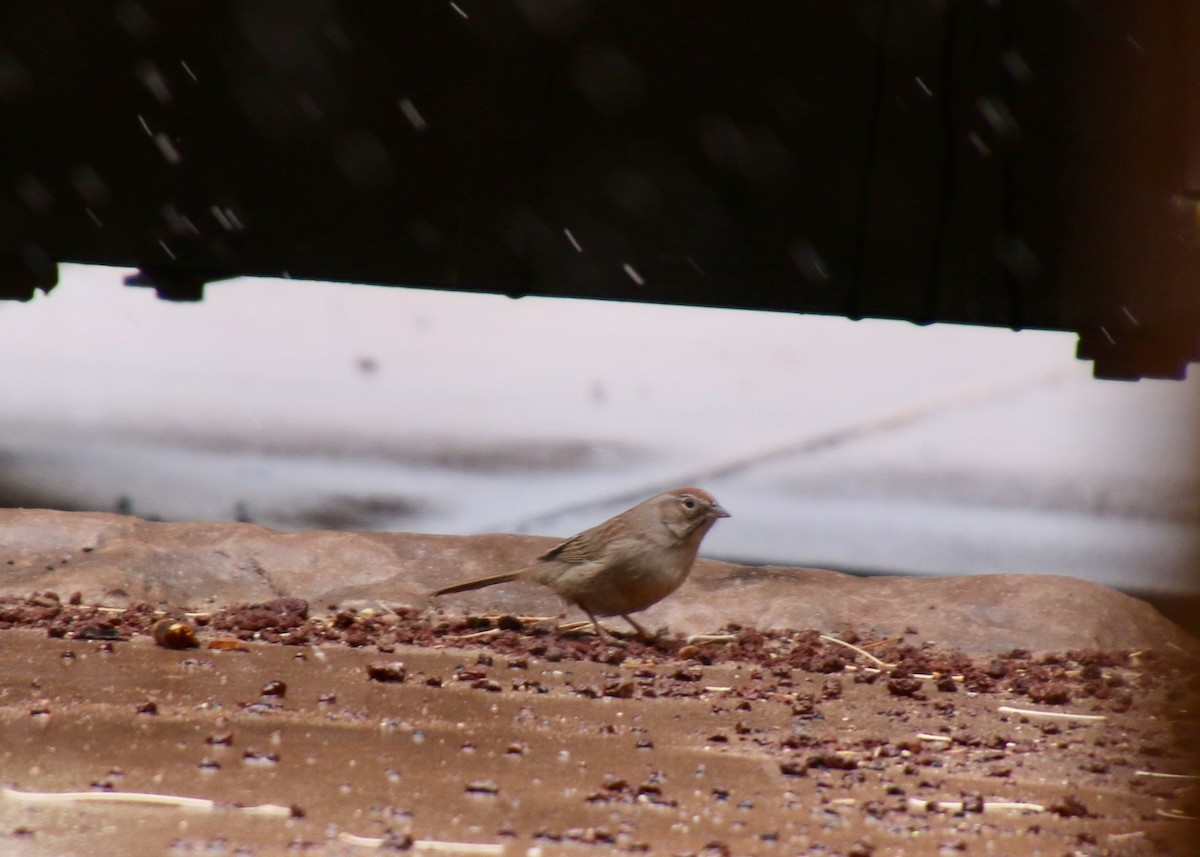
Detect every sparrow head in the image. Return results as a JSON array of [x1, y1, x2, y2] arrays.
[[658, 486, 729, 540]]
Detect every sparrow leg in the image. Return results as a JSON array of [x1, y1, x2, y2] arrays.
[[582, 608, 612, 640], [621, 614, 653, 641]]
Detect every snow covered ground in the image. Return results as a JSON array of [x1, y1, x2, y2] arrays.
[[2, 264, 1197, 593]]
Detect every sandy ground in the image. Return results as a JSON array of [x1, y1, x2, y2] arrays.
[[0, 595, 1197, 857]]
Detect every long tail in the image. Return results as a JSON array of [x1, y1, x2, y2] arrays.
[[431, 571, 521, 597]]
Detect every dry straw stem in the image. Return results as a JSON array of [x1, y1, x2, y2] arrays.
[[1164, 641, 1196, 658], [1133, 770, 1200, 780], [819, 634, 894, 669], [1155, 808, 1197, 821], [338, 831, 504, 853], [2, 788, 502, 849], [447, 614, 599, 639], [1108, 831, 1147, 843], [860, 635, 904, 649], [997, 705, 1107, 722], [475, 614, 552, 624], [94, 605, 212, 619], [446, 628, 502, 640], [1, 786, 289, 816], [908, 797, 1046, 814]]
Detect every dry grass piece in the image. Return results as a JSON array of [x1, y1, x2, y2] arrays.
[[1, 786, 293, 817], [860, 636, 904, 649], [1108, 831, 1147, 843], [2, 786, 214, 811], [819, 634, 894, 669], [337, 831, 505, 853], [908, 796, 1045, 814], [1156, 808, 1197, 821], [997, 705, 1107, 722], [446, 628, 502, 641]]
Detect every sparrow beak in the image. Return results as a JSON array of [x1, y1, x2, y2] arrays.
[[711, 503, 730, 519]]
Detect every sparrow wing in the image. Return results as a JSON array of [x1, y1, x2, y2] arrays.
[[537, 531, 589, 564], [536, 521, 610, 565]]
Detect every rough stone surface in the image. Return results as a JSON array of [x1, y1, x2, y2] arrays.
[[0, 508, 1194, 654]]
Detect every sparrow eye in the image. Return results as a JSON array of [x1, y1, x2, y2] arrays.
[[681, 497, 696, 511]]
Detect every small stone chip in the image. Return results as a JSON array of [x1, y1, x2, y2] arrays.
[[207, 638, 247, 652], [367, 661, 407, 683], [1048, 794, 1092, 818], [152, 619, 199, 650], [936, 675, 958, 692], [886, 677, 924, 698]]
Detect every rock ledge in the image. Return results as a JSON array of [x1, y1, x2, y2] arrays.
[[0, 508, 1192, 653]]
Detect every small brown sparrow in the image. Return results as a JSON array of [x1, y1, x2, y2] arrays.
[[431, 487, 729, 638]]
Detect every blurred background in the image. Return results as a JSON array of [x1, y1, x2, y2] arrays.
[[3, 263, 1197, 617]]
